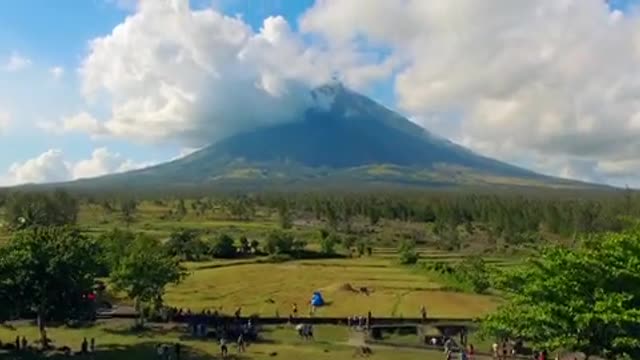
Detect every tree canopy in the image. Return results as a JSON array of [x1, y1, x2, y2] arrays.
[[482, 228, 640, 359], [110, 234, 186, 325], [166, 229, 206, 261], [0, 227, 100, 346], [3, 190, 78, 230]]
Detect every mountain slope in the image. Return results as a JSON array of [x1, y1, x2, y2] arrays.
[[66, 83, 598, 190]]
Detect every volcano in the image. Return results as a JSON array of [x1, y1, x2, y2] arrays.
[[65, 83, 595, 191]]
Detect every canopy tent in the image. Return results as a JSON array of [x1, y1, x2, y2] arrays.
[[310, 291, 325, 307]]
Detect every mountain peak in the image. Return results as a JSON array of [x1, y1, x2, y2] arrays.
[[310, 80, 347, 111], [61, 87, 598, 191]]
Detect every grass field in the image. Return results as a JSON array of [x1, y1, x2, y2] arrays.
[[165, 256, 499, 318], [0, 320, 484, 360]]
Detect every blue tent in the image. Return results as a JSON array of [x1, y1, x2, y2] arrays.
[[310, 291, 325, 307]]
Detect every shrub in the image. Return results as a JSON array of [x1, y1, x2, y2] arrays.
[[398, 240, 419, 265], [454, 256, 491, 293], [210, 233, 237, 258], [343, 235, 357, 251], [320, 233, 340, 255], [166, 229, 206, 261], [264, 230, 306, 256]]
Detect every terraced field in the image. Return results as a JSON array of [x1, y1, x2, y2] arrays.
[[164, 250, 502, 319]]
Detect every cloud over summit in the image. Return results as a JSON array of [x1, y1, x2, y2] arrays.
[[80, 0, 337, 147]]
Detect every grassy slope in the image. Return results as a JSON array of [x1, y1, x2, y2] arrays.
[[165, 257, 499, 318]]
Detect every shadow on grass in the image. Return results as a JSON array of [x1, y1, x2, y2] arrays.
[[0, 342, 251, 360], [102, 323, 184, 338]]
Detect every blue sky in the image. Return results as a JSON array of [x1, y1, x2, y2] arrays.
[[1, 0, 640, 186]]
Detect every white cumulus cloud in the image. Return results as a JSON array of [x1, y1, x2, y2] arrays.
[[5, 148, 157, 185], [80, 1, 319, 146], [77, 0, 391, 147], [3, 52, 32, 72], [301, 0, 640, 185], [38, 112, 107, 137], [72, 147, 154, 179], [8, 149, 71, 185]]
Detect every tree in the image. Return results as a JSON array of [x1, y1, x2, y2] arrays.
[[250, 239, 260, 254], [175, 199, 188, 219], [398, 239, 419, 265], [4, 190, 78, 230], [454, 256, 491, 293], [367, 206, 382, 226], [111, 234, 186, 327], [343, 235, 357, 252], [264, 230, 305, 256], [166, 229, 206, 261], [1, 227, 101, 347], [356, 239, 367, 257], [210, 233, 237, 258], [98, 228, 136, 275], [277, 201, 293, 229], [482, 229, 640, 359], [120, 199, 138, 226], [320, 233, 340, 255], [238, 236, 251, 255]]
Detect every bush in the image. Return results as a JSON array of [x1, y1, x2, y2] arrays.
[[210, 233, 237, 258], [356, 240, 369, 256], [237, 236, 251, 255], [166, 229, 206, 261], [454, 256, 491, 293], [343, 235, 357, 251], [398, 240, 419, 265], [264, 230, 306, 256], [320, 233, 340, 255]]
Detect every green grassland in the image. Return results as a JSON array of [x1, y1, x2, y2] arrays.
[[0, 320, 493, 360]]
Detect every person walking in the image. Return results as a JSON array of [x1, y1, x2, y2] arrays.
[[81, 337, 88, 354], [15, 336, 20, 351], [174, 343, 181, 360], [220, 337, 228, 358], [237, 333, 245, 353], [21, 337, 27, 350], [90, 337, 96, 352], [420, 305, 427, 321]]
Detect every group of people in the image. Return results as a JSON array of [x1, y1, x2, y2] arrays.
[[80, 337, 96, 353], [441, 338, 475, 360], [492, 340, 554, 360], [3, 335, 96, 355], [346, 311, 373, 329], [295, 323, 315, 339], [218, 332, 247, 358], [6, 336, 29, 351]]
